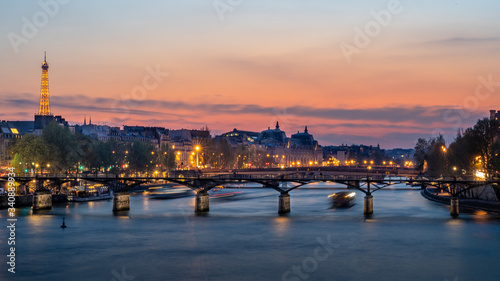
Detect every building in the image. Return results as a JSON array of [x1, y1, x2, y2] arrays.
[[323, 144, 387, 166], [216, 128, 260, 149], [75, 120, 168, 148], [217, 122, 322, 168], [490, 110, 500, 121], [0, 122, 23, 166], [169, 128, 211, 169]]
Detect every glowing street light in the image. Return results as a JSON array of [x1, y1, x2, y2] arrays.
[[195, 146, 201, 168], [441, 146, 447, 153]]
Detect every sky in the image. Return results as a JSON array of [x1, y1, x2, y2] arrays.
[[1, 0, 500, 148]]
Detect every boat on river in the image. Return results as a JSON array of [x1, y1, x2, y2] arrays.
[[328, 191, 356, 208], [149, 186, 194, 199], [67, 185, 112, 202]]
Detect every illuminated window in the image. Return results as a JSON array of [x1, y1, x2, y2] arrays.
[[11, 128, 19, 134]]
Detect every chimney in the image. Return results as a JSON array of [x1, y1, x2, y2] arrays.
[[490, 110, 496, 120]]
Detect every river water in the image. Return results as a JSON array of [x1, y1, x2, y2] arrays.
[[1, 183, 500, 281]]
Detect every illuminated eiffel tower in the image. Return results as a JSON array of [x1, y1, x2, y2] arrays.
[[38, 52, 51, 116], [35, 52, 59, 131]]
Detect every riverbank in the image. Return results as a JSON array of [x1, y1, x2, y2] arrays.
[[421, 187, 500, 213]]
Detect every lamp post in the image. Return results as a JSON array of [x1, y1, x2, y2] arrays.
[[195, 145, 200, 168]]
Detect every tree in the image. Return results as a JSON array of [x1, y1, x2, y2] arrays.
[[469, 118, 500, 177], [10, 153, 25, 174], [447, 129, 476, 176], [205, 138, 234, 169], [418, 118, 500, 178], [235, 144, 249, 169], [128, 140, 154, 174], [413, 135, 447, 177], [9, 134, 50, 170], [42, 122, 80, 172], [414, 138, 429, 172], [77, 133, 97, 171], [159, 143, 176, 172]]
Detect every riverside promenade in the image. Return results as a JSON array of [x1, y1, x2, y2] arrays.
[[422, 187, 500, 213]]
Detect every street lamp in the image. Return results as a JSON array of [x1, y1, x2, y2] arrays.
[[195, 146, 201, 168]]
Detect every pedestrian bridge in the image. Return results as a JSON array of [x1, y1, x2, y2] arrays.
[[2, 172, 498, 218]]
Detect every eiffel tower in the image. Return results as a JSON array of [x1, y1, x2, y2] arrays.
[[38, 52, 51, 116]]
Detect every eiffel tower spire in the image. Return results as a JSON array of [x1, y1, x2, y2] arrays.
[[38, 52, 51, 116]]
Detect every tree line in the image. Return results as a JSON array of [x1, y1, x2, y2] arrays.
[[414, 118, 500, 178]]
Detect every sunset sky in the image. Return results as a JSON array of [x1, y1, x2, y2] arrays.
[[1, 0, 499, 148]]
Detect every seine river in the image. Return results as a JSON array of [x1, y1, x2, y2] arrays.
[[1, 183, 500, 281]]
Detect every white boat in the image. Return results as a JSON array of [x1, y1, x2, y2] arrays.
[[67, 185, 113, 202], [328, 191, 356, 208], [149, 186, 193, 199]]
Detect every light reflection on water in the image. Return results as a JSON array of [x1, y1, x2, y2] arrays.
[[1, 184, 500, 281]]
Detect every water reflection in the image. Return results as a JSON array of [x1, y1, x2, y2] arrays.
[[272, 216, 290, 237]]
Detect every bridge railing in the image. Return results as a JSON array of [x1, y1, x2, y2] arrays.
[[2, 173, 495, 184]]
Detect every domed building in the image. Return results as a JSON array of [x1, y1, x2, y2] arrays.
[[291, 126, 317, 147], [217, 122, 323, 168], [256, 122, 322, 167], [258, 122, 288, 146]]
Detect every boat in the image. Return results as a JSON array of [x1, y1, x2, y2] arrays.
[[149, 186, 194, 199], [328, 191, 356, 208], [210, 190, 244, 200], [67, 185, 112, 202]]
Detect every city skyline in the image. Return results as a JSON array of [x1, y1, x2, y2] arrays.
[[1, 1, 500, 148]]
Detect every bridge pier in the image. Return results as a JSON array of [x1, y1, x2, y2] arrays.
[[33, 191, 52, 210], [195, 192, 209, 213], [364, 194, 373, 215], [278, 193, 290, 214], [113, 192, 130, 212], [450, 196, 459, 217]]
